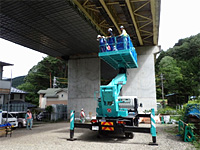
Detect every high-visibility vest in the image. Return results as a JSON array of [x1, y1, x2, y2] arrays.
[[27, 113, 32, 119], [80, 111, 85, 118], [122, 29, 128, 36]]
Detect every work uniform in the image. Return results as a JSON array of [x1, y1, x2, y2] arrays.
[[120, 29, 128, 36], [99, 37, 107, 52], [107, 32, 116, 51], [25, 112, 33, 129], [80, 110, 86, 123], [120, 29, 128, 49]]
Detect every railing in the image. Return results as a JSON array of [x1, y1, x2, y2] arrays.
[[1, 104, 28, 112], [178, 120, 195, 142], [98, 35, 137, 63]]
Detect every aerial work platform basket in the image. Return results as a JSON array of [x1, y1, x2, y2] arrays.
[[98, 35, 138, 69]]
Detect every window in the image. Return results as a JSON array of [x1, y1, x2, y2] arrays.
[[2, 113, 13, 118], [20, 94, 23, 99], [61, 94, 64, 98], [11, 94, 14, 100]]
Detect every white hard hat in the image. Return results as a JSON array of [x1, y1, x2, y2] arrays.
[[108, 28, 112, 32], [120, 25, 124, 29], [81, 108, 83, 111], [97, 35, 101, 38]]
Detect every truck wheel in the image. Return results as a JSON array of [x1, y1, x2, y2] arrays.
[[18, 123, 22, 128], [125, 133, 134, 139]]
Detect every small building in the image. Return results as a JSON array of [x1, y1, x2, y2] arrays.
[[165, 93, 189, 107], [38, 88, 68, 108], [0, 61, 13, 105], [2, 87, 27, 104]]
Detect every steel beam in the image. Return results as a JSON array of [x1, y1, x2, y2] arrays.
[[150, 0, 158, 45], [73, 0, 106, 35], [125, 0, 143, 45], [99, 0, 121, 34]]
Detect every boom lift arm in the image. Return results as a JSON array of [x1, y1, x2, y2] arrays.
[[97, 72, 128, 117]]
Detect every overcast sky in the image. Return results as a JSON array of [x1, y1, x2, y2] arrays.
[[1, 0, 200, 78]]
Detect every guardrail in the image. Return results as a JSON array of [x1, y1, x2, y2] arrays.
[[178, 120, 195, 142]]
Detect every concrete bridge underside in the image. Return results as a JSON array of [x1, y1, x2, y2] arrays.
[[0, 0, 161, 116]]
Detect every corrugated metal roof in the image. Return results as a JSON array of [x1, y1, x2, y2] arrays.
[[11, 87, 27, 94], [38, 88, 68, 98]]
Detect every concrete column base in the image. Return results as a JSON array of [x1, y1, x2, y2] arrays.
[[122, 46, 160, 113], [68, 56, 100, 118]]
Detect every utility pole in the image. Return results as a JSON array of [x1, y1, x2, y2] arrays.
[[160, 73, 165, 107], [6, 71, 12, 123], [53, 76, 57, 88]]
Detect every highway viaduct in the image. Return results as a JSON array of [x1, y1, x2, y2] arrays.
[[0, 0, 161, 116]]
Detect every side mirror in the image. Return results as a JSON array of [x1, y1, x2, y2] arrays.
[[140, 103, 143, 107]]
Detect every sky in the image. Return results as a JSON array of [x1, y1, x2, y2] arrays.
[[1, 0, 200, 78]]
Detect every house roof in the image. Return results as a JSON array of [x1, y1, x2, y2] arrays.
[[0, 61, 13, 67], [11, 87, 27, 94], [38, 88, 67, 98]]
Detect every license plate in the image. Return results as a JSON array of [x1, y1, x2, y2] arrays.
[[99, 119, 106, 122], [92, 126, 99, 131]]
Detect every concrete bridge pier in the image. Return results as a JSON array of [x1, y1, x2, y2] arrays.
[[68, 55, 100, 118], [122, 46, 160, 113], [68, 46, 160, 118]]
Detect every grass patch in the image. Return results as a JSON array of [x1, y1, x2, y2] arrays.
[[157, 99, 167, 103]]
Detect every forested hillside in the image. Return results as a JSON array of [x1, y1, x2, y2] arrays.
[[17, 56, 67, 105], [156, 33, 200, 100], [12, 76, 25, 88]]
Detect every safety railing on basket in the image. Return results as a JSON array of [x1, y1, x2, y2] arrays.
[[99, 35, 137, 62]]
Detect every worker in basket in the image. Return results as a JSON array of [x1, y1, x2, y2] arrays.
[[80, 108, 86, 123], [119, 25, 128, 49], [107, 28, 116, 51], [97, 35, 107, 52]]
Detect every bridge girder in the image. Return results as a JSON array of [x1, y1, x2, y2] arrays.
[[0, 0, 160, 59], [74, 0, 160, 46]]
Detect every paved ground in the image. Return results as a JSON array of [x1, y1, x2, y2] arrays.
[[0, 122, 196, 150]]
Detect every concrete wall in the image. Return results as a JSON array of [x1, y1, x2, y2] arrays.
[[12, 94, 25, 101], [0, 66, 2, 79], [39, 91, 68, 108], [0, 95, 4, 105], [40, 97, 46, 109], [56, 91, 68, 101], [68, 57, 100, 117], [122, 46, 159, 113]]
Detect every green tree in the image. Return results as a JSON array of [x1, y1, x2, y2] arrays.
[[17, 56, 67, 105], [158, 56, 183, 94], [156, 33, 200, 100]]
